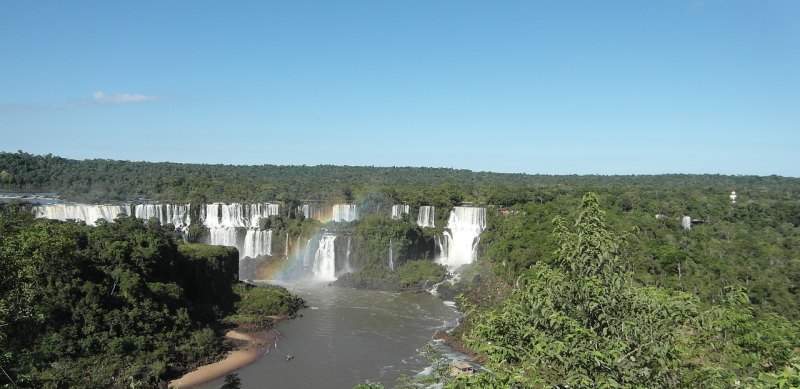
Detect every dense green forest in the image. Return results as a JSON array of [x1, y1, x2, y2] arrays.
[[2, 151, 799, 205], [0, 203, 303, 388], [360, 195, 800, 388], [2, 151, 800, 388]]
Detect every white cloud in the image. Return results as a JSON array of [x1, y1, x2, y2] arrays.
[[0, 91, 167, 112], [93, 91, 163, 103]]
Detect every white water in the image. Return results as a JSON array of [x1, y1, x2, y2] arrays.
[[133, 204, 190, 227], [391, 204, 410, 220], [417, 206, 435, 228], [438, 207, 487, 268], [205, 226, 274, 260], [297, 204, 323, 220], [200, 203, 279, 259], [206, 227, 239, 248], [388, 239, 395, 271], [331, 204, 358, 222], [313, 235, 337, 281], [33, 203, 131, 226], [202, 203, 280, 228], [243, 229, 273, 258], [344, 236, 352, 273], [303, 238, 313, 267]]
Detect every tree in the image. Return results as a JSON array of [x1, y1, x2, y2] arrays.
[[463, 193, 699, 388], [220, 373, 242, 389]]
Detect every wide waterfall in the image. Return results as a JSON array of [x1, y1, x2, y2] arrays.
[[200, 203, 279, 260], [313, 234, 337, 281], [297, 204, 323, 220], [438, 206, 486, 268], [33, 203, 131, 226], [202, 203, 280, 228], [243, 229, 273, 258], [417, 206, 435, 228], [331, 204, 358, 222], [203, 225, 274, 260], [206, 227, 239, 249], [133, 204, 190, 227], [391, 204, 410, 220]]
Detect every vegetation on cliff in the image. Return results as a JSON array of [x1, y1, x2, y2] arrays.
[[0, 203, 303, 388]]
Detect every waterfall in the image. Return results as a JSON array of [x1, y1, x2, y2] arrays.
[[133, 204, 191, 227], [303, 238, 312, 267], [313, 235, 337, 281], [243, 229, 273, 258], [437, 207, 486, 268], [345, 236, 352, 273], [388, 239, 394, 271], [331, 204, 358, 222], [203, 203, 281, 228], [285, 233, 289, 258], [417, 206, 435, 228], [297, 204, 323, 220], [434, 235, 447, 258], [682, 216, 692, 230], [206, 227, 239, 250], [205, 226, 273, 260], [33, 203, 131, 226], [391, 204, 410, 220]]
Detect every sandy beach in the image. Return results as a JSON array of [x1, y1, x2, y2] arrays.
[[169, 328, 280, 388]]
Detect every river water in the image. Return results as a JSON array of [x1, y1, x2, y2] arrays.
[[198, 282, 461, 389]]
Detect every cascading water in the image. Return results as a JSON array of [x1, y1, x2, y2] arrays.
[[303, 238, 313, 267], [285, 233, 290, 258], [133, 204, 191, 228], [313, 235, 337, 281], [206, 227, 239, 249], [33, 203, 131, 226], [297, 204, 323, 220], [331, 204, 358, 222], [417, 206, 435, 228], [391, 204, 410, 220], [437, 207, 487, 268], [388, 239, 394, 271], [203, 203, 280, 228], [243, 229, 273, 258], [201, 203, 279, 259], [344, 236, 352, 273]]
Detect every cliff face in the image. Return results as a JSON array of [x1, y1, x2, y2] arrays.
[[178, 243, 239, 309]]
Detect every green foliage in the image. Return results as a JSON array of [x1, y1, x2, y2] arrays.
[[349, 214, 433, 269], [232, 283, 305, 319], [460, 194, 799, 388], [220, 373, 242, 389], [396, 260, 447, 286], [0, 207, 255, 388], [335, 264, 403, 291]]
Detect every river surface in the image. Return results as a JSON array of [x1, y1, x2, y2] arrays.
[[198, 282, 461, 389]]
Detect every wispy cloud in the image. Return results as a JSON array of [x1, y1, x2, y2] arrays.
[[92, 91, 164, 104], [0, 91, 168, 113]]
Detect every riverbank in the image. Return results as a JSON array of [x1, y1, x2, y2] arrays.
[[169, 325, 281, 389], [434, 330, 487, 365]]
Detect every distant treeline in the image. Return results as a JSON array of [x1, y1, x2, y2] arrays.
[[1, 151, 799, 204]]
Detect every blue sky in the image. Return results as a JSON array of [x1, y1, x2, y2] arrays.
[[1, 1, 798, 176]]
